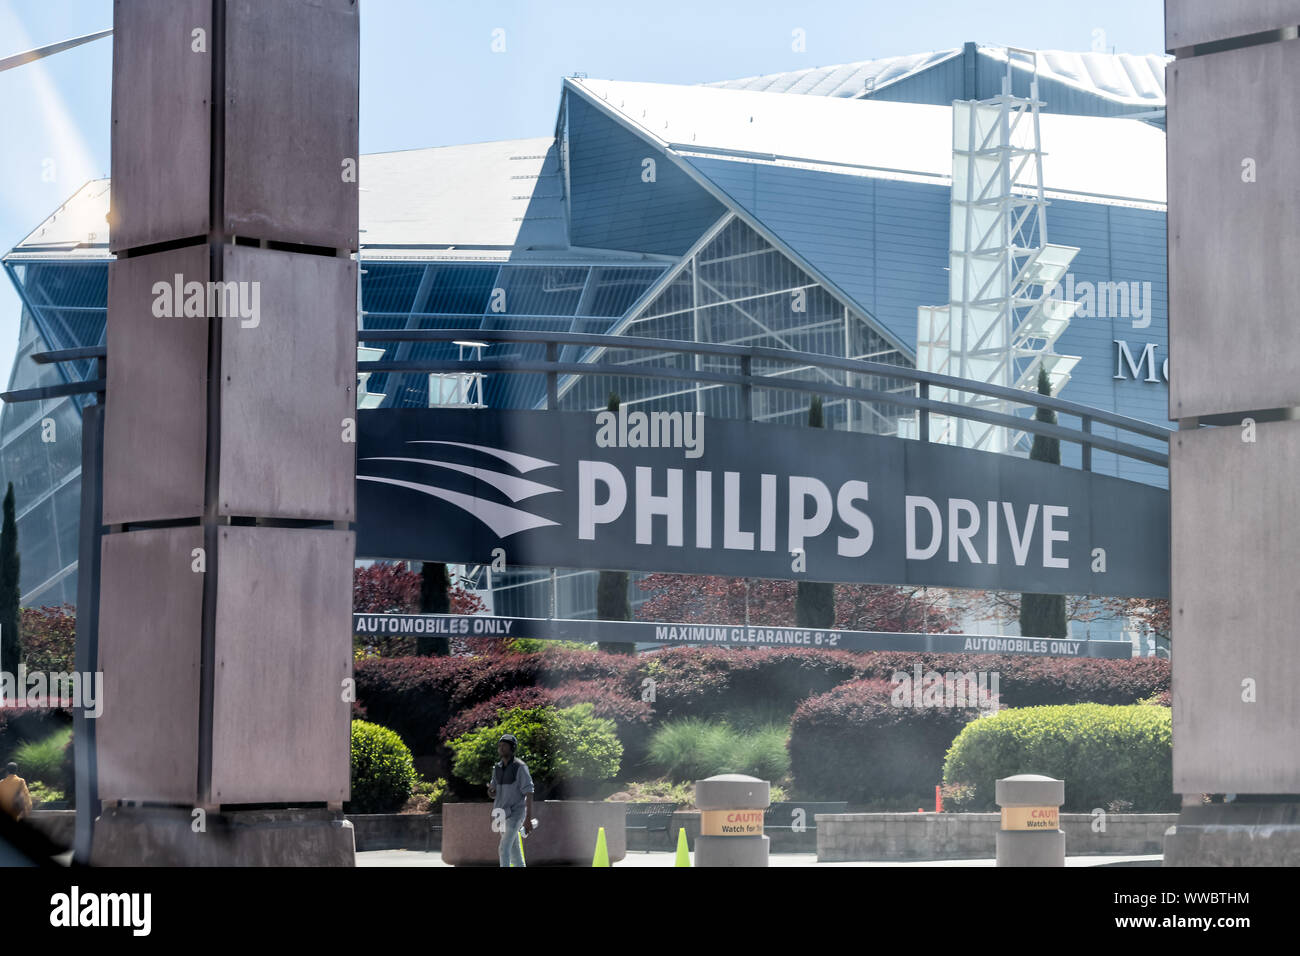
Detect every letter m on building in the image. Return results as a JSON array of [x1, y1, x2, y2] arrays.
[[1114, 340, 1161, 382]]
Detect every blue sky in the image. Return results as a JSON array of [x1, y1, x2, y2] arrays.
[[0, 0, 1164, 382]]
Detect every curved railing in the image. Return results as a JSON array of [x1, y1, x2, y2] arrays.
[[6, 329, 1171, 470], [356, 328, 1170, 470]]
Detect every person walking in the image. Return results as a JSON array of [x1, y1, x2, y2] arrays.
[[487, 734, 534, 867], [0, 763, 32, 822]]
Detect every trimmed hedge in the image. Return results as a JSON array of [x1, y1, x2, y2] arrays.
[[354, 650, 642, 756], [347, 720, 418, 814], [448, 703, 622, 798], [641, 648, 1168, 720], [788, 679, 978, 804], [850, 653, 1170, 709], [643, 646, 864, 719], [943, 703, 1176, 813], [440, 679, 654, 771], [355, 647, 1170, 793]]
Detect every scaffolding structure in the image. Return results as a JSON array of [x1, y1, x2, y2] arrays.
[[917, 48, 1081, 454]]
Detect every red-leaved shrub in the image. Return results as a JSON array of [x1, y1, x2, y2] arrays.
[[788, 679, 979, 805]]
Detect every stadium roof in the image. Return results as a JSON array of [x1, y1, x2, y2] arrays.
[[6, 139, 671, 265], [569, 77, 1166, 207], [708, 43, 1169, 109], [356, 138, 666, 262], [8, 43, 1167, 272], [7, 178, 111, 260], [708, 48, 963, 98]]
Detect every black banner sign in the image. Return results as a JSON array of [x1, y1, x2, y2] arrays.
[[355, 408, 1169, 598]]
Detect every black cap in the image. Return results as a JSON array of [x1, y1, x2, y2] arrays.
[[499, 734, 518, 749]]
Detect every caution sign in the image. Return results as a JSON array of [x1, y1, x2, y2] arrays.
[[700, 809, 765, 836], [1001, 806, 1059, 831]]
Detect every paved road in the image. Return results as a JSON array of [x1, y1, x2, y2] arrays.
[[357, 849, 1162, 867]]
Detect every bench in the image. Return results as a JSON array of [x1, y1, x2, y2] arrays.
[[623, 802, 679, 851]]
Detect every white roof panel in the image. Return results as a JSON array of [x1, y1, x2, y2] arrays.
[[573, 78, 1166, 206], [980, 45, 1169, 106], [709, 48, 962, 98], [9, 139, 665, 263], [709, 45, 1168, 108], [359, 137, 567, 253], [9, 179, 112, 258]]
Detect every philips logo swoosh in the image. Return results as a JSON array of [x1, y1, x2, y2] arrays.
[[358, 442, 560, 538]]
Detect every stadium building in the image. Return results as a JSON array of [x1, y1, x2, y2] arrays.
[[1, 42, 1170, 631]]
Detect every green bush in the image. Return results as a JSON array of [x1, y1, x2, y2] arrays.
[[27, 781, 64, 806], [407, 778, 447, 813], [448, 703, 622, 797], [647, 718, 790, 782], [506, 639, 596, 654], [348, 720, 418, 814], [943, 704, 1176, 813], [12, 726, 72, 789]]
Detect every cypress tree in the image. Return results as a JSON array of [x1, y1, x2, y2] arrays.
[[1019, 369, 1067, 638], [795, 398, 836, 628], [0, 484, 20, 671], [596, 394, 635, 654], [417, 561, 451, 656]]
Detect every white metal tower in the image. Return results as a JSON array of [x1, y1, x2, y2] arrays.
[[917, 47, 1081, 454]]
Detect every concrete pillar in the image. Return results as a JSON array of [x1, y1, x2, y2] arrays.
[[694, 774, 769, 867], [995, 774, 1064, 867], [1164, 0, 1300, 865], [90, 0, 359, 865]]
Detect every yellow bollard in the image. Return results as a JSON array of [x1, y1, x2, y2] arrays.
[[592, 826, 610, 867], [674, 827, 692, 867], [518, 829, 525, 867]]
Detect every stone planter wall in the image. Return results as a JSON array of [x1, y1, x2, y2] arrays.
[[817, 813, 1177, 861], [442, 801, 626, 866]]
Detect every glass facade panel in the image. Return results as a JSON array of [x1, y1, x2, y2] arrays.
[[0, 310, 86, 607], [559, 217, 913, 437], [358, 260, 667, 411]]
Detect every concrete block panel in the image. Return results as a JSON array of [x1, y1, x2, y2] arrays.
[[1171, 420, 1300, 792], [109, 0, 212, 252], [209, 527, 354, 804], [217, 246, 356, 520], [1167, 0, 1300, 50], [1167, 42, 1300, 419], [104, 245, 210, 524], [96, 527, 204, 803], [223, 0, 360, 250]]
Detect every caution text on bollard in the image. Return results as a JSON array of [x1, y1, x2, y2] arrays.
[[694, 774, 770, 867], [995, 774, 1065, 867]]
